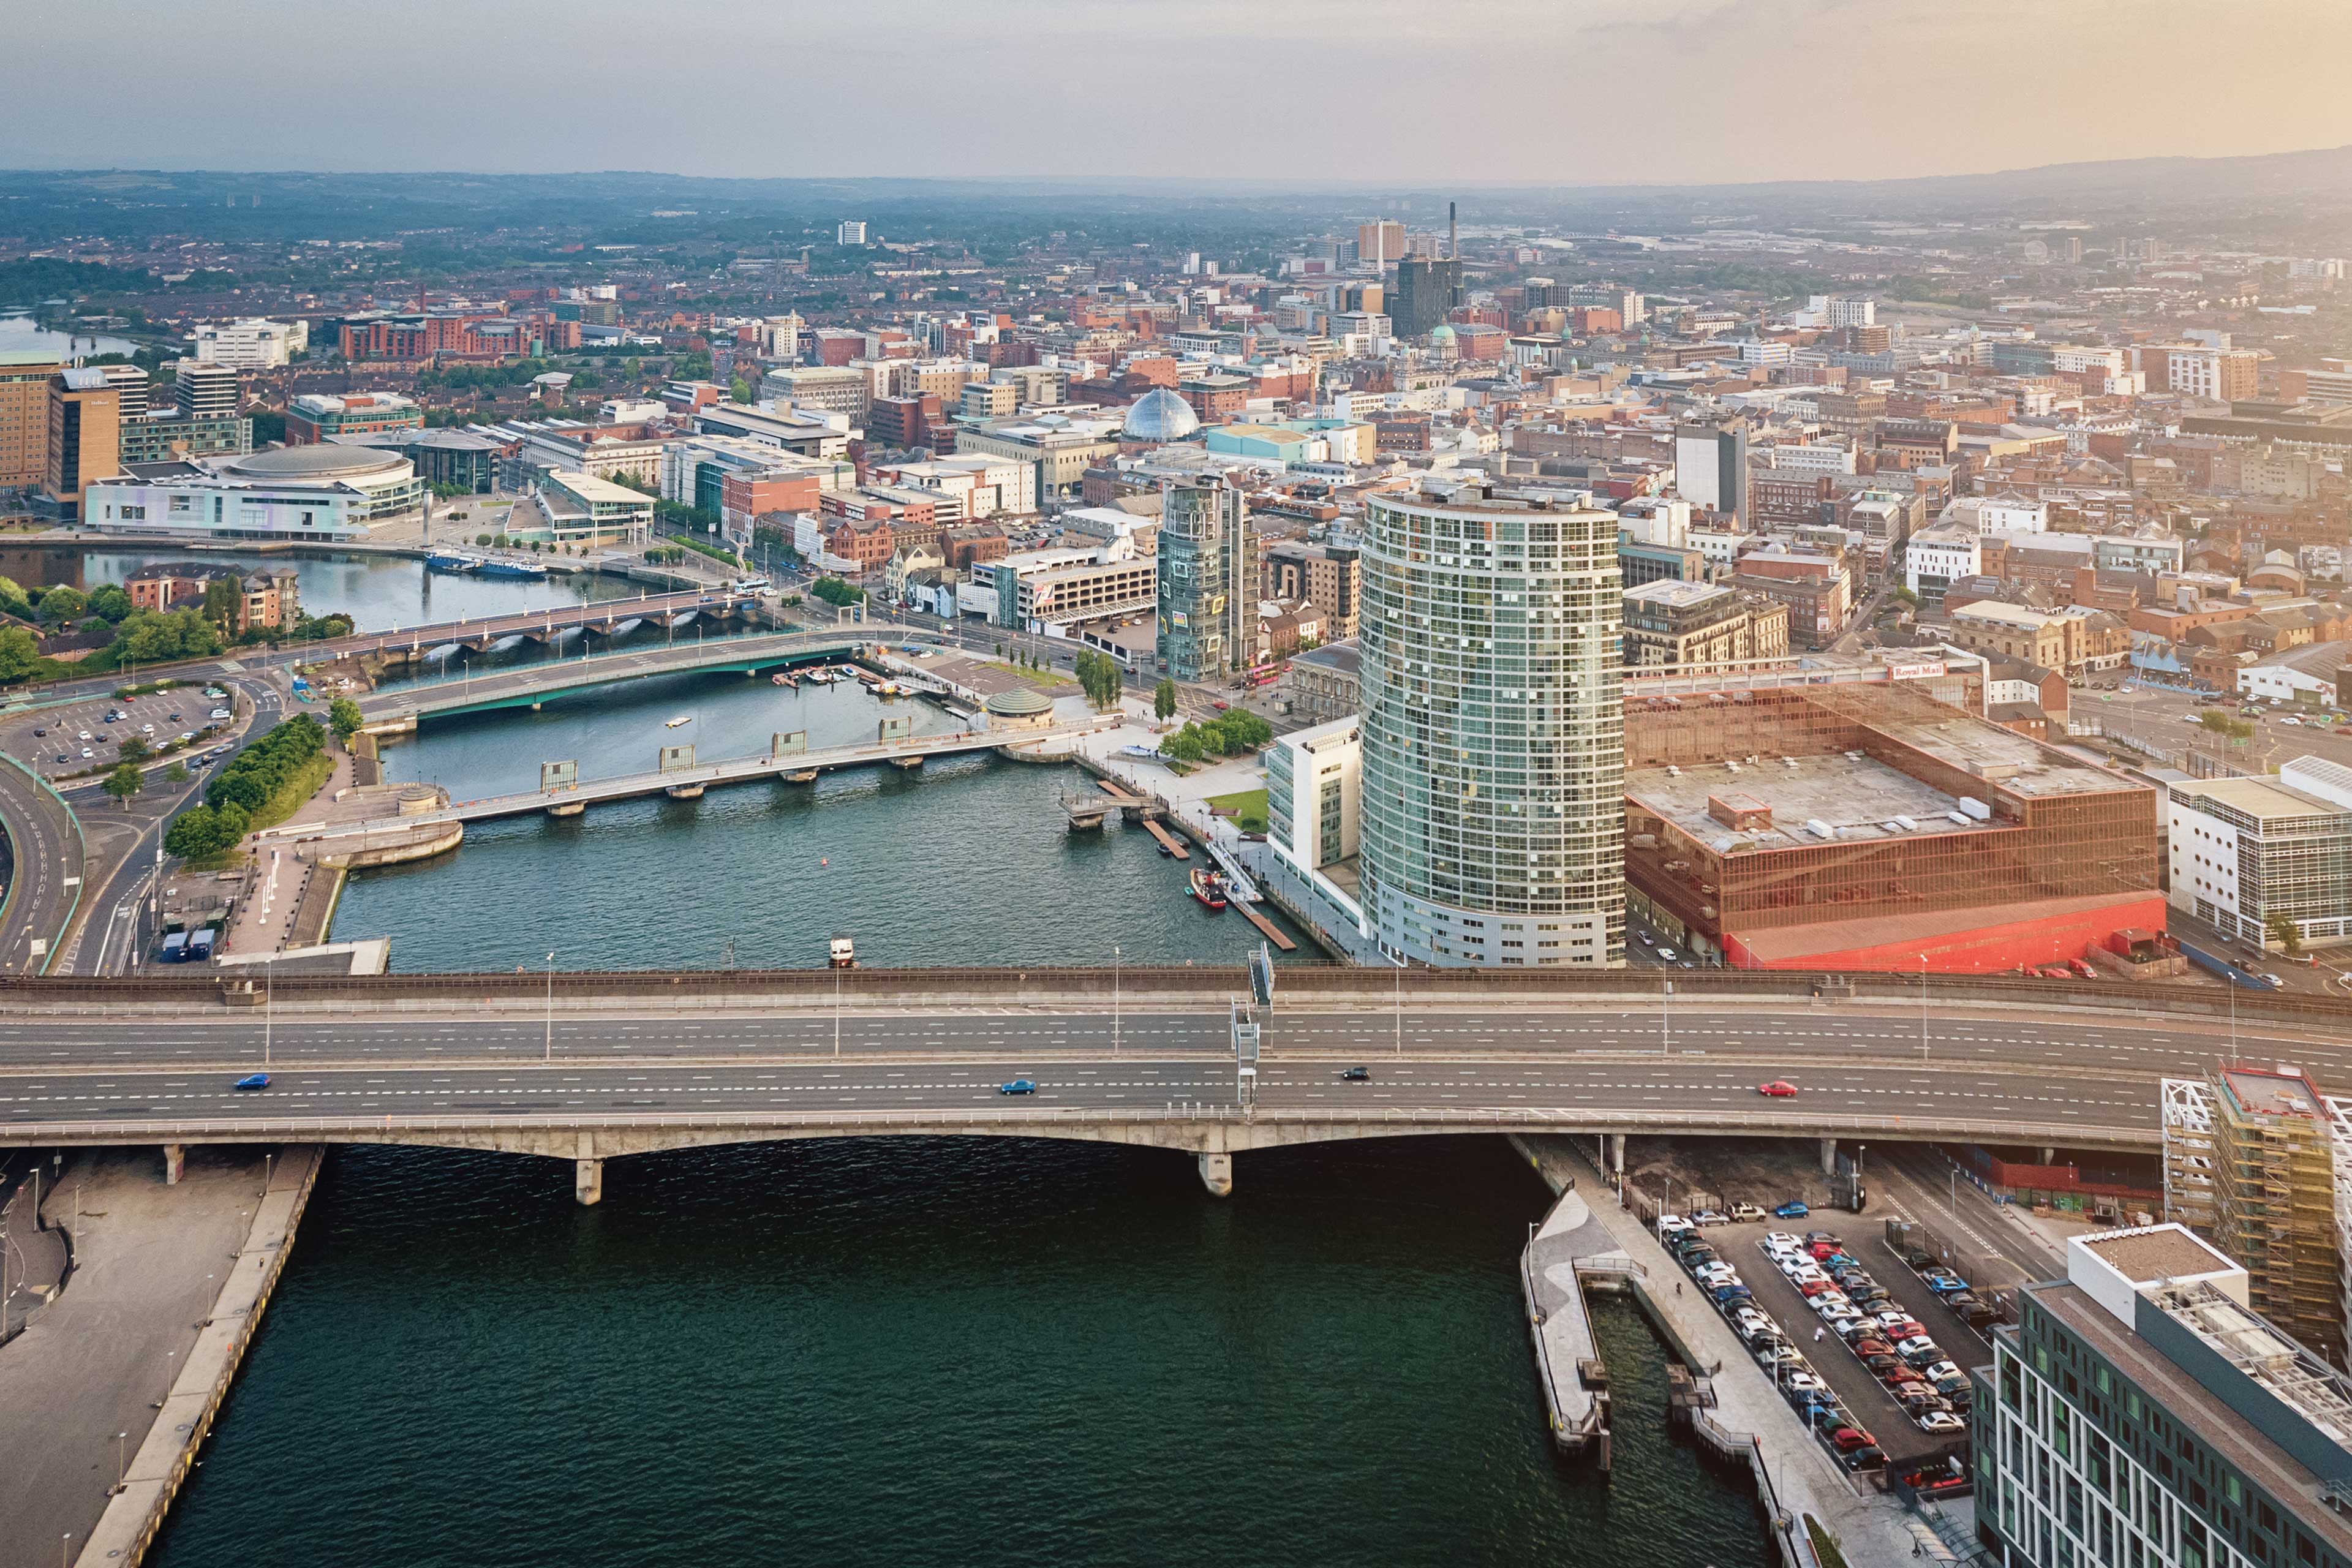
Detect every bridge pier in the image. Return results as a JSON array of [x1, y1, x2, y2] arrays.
[[163, 1143, 184, 1185], [1607, 1133, 1624, 1180], [575, 1158, 603, 1206], [1197, 1152, 1234, 1197], [2040, 1147, 2056, 1165], [1820, 1137, 1838, 1177], [546, 800, 584, 818]]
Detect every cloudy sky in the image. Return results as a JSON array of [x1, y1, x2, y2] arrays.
[[10, 0, 2352, 184]]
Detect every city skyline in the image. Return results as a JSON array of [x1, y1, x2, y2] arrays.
[[7, 0, 2352, 184]]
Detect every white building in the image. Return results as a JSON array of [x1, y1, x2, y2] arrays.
[[1907, 522, 1983, 606], [1825, 295, 1875, 329], [1947, 494, 2049, 535], [2238, 640, 2352, 705], [189, 317, 306, 369], [86, 446, 422, 540], [598, 398, 665, 426], [1259, 717, 1382, 962], [836, 221, 867, 246], [2167, 756, 2352, 947], [1763, 441, 1856, 475]]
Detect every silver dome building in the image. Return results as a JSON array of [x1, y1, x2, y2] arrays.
[[1121, 386, 1201, 443]]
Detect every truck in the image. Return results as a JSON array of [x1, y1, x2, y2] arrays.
[[2179, 939, 2279, 990]]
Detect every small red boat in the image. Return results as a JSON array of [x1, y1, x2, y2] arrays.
[[1189, 869, 1229, 911]]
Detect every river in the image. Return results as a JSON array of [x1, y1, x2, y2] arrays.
[[0, 312, 140, 360], [149, 1137, 1776, 1568]]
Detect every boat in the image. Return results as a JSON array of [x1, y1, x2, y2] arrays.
[[1189, 869, 1229, 911], [476, 557, 549, 581], [828, 934, 859, 969], [771, 672, 799, 688], [877, 681, 904, 697], [665, 715, 692, 729], [426, 549, 484, 574]]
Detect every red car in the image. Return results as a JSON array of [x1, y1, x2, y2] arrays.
[[1831, 1427, 1878, 1453], [1758, 1080, 1798, 1098]]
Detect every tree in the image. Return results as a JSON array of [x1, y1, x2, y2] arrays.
[[330, 696, 364, 740], [117, 734, 150, 764], [729, 377, 754, 403], [0, 626, 39, 685], [200, 578, 242, 630], [36, 584, 85, 622], [1154, 677, 1177, 722], [0, 575, 34, 618], [163, 761, 188, 784], [101, 762, 143, 808], [85, 584, 133, 622], [164, 801, 249, 859], [2267, 911, 2305, 957]]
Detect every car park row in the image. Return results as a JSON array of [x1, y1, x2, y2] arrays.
[[1658, 1212, 1888, 1477], [1759, 1228, 1970, 1439]]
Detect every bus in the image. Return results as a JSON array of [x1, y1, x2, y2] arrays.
[[1243, 663, 1286, 689]]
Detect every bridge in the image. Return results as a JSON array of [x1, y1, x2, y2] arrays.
[[263, 715, 1109, 835], [346, 587, 765, 663], [0, 967, 2342, 1202], [355, 628, 954, 733]]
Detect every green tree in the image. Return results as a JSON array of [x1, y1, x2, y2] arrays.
[[0, 626, 39, 684], [328, 696, 364, 740], [1154, 677, 1177, 722], [101, 762, 143, 808], [36, 584, 85, 622], [2266, 911, 2305, 957], [729, 377, 754, 403], [85, 583, 133, 622], [199, 578, 242, 630], [117, 734, 150, 764], [163, 761, 189, 785], [0, 575, 33, 617]]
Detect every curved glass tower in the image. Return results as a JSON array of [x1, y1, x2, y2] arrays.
[[1357, 480, 1625, 967]]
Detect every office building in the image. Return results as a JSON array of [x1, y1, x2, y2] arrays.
[[2166, 758, 2352, 951], [0, 352, 64, 486], [286, 392, 423, 444], [190, 318, 305, 369], [1357, 480, 1626, 968], [1155, 480, 1250, 680], [1262, 538, 1360, 641], [1621, 581, 1790, 674], [1391, 255, 1462, 339], [1357, 221, 1406, 266], [1674, 421, 1748, 519], [1975, 1223, 2352, 1568], [837, 220, 867, 246], [174, 361, 242, 421], [43, 369, 122, 521]]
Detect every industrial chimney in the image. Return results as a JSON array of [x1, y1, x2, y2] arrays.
[[1448, 201, 1458, 260]]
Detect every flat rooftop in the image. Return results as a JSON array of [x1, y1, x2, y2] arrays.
[[2079, 1228, 2234, 1284], [1629, 752, 1991, 853], [2223, 1067, 2326, 1121]]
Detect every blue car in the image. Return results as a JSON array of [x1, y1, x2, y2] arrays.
[[998, 1079, 1036, 1096], [233, 1074, 270, 1091], [1774, 1200, 1811, 1219]]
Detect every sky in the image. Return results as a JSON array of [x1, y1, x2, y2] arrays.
[[10, 0, 2352, 186]]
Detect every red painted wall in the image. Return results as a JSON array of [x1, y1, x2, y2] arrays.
[[1727, 894, 2168, 975]]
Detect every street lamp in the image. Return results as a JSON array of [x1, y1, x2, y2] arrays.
[[114, 1429, 129, 1494], [1112, 944, 1121, 1055], [544, 952, 556, 1062], [1918, 952, 1929, 1061], [263, 954, 274, 1067]]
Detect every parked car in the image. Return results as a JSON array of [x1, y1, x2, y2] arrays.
[[1764, 1231, 1803, 1250], [1841, 1444, 1888, 1472], [1692, 1208, 1730, 1227], [1917, 1412, 1967, 1435], [1730, 1203, 1768, 1222], [1773, 1200, 1811, 1219]]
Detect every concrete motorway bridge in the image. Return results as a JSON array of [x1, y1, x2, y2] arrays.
[[0, 968, 2343, 1202]]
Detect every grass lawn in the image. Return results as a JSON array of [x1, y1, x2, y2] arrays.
[[1204, 786, 1268, 834]]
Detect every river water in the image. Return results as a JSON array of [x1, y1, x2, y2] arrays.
[[150, 1137, 1775, 1568]]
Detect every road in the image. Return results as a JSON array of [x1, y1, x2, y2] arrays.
[[0, 1000, 2338, 1143], [0, 757, 81, 977]]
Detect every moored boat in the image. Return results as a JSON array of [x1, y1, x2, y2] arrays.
[[1189, 869, 1228, 911]]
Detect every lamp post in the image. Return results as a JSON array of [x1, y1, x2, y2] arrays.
[[1112, 944, 1121, 1055], [1918, 952, 1929, 1061], [263, 954, 274, 1066], [1394, 954, 1403, 1057], [114, 1429, 129, 1494], [544, 952, 556, 1062]]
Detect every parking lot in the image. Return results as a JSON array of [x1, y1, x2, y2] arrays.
[[2, 680, 241, 783], [1687, 1215, 1969, 1468]]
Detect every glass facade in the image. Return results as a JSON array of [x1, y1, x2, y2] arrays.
[[1357, 481, 1624, 967], [1156, 480, 1249, 680]]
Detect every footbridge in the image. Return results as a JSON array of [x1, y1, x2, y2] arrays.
[[356, 627, 955, 733], [0, 967, 2344, 1201], [352, 588, 766, 666]]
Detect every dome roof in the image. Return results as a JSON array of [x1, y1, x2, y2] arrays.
[[1427, 323, 1458, 342], [985, 687, 1052, 717], [1121, 386, 1200, 443], [222, 444, 409, 481]]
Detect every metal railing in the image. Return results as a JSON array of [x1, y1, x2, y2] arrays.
[[0, 1104, 2155, 1148]]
